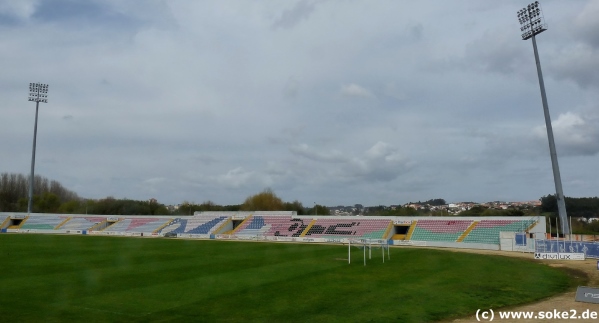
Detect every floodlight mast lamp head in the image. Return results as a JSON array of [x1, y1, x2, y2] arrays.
[[28, 82, 49, 103], [518, 1, 547, 40]]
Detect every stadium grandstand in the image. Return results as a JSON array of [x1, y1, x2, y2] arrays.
[[0, 211, 544, 252]]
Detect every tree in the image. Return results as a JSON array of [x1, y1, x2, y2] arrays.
[[284, 200, 305, 215], [458, 205, 487, 216], [540, 194, 599, 218], [177, 201, 195, 215], [37, 192, 61, 213], [424, 198, 447, 206], [540, 194, 558, 213], [241, 189, 284, 211], [173, 201, 233, 215], [0, 172, 80, 212], [308, 204, 330, 216], [58, 200, 81, 214]]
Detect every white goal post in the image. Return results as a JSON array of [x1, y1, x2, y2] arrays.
[[346, 238, 390, 266]]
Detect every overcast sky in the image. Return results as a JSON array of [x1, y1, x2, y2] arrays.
[[1, 0, 598, 207]]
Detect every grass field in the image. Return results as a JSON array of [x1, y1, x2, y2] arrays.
[[0, 234, 582, 322]]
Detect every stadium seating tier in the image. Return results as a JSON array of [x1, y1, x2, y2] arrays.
[[1, 213, 538, 246]]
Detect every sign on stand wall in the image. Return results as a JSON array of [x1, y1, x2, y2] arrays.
[[536, 240, 599, 258], [534, 252, 585, 260]]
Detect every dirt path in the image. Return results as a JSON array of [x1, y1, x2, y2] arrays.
[[432, 248, 599, 322]]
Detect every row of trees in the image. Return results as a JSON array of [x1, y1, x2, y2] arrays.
[[568, 218, 599, 235], [540, 195, 599, 218], [368, 196, 599, 218], [0, 173, 79, 213], [406, 199, 447, 206], [170, 190, 323, 216], [2, 173, 599, 221], [540, 194, 599, 234], [363, 205, 528, 217], [0, 175, 328, 216]]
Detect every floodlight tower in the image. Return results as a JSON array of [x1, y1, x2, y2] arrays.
[[517, 2, 569, 234], [27, 82, 49, 214]]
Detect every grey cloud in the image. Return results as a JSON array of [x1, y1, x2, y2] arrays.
[[340, 83, 373, 98], [533, 111, 599, 157], [2, 1, 598, 206], [31, 0, 175, 29], [34, 0, 130, 26], [444, 127, 548, 177], [574, 0, 599, 49], [290, 144, 347, 163], [541, 1, 599, 88], [216, 167, 260, 189], [0, 0, 38, 20], [463, 29, 529, 75], [410, 23, 424, 41], [184, 167, 270, 193], [142, 177, 166, 185], [272, 0, 319, 30], [283, 77, 300, 99], [344, 142, 413, 182], [290, 142, 413, 183], [549, 44, 599, 89], [382, 83, 407, 101], [192, 154, 219, 166]]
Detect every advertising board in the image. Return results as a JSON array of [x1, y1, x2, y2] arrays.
[[534, 252, 585, 260]]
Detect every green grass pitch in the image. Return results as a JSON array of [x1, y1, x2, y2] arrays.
[[0, 234, 581, 322]]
